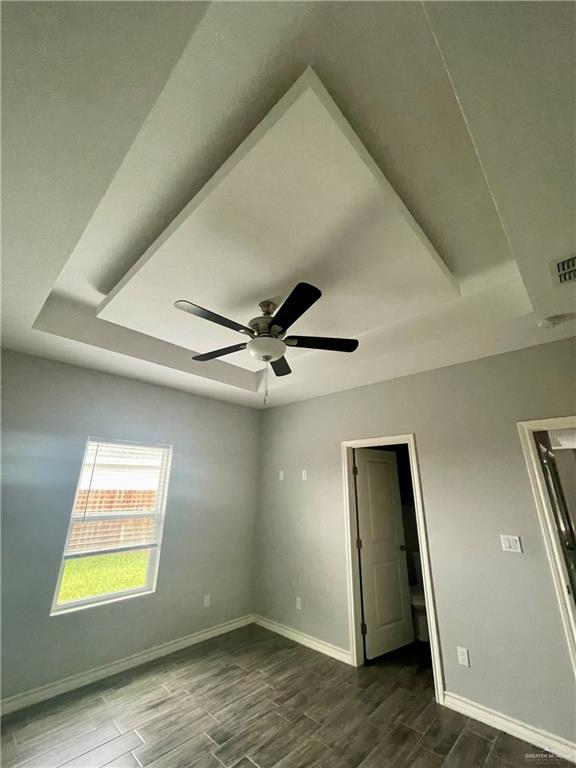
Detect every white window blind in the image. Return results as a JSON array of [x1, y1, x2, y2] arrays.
[[67, 441, 171, 556], [52, 439, 172, 613]]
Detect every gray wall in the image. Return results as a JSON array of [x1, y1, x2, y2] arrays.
[[257, 338, 576, 740], [3, 340, 576, 742], [1, 350, 260, 699]]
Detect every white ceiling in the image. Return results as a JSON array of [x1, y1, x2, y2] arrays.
[[97, 72, 458, 374], [3, 2, 575, 408]]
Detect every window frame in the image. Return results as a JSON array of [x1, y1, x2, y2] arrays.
[[51, 437, 173, 616]]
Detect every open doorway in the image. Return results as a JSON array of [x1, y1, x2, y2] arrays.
[[518, 416, 576, 674], [342, 434, 444, 703]]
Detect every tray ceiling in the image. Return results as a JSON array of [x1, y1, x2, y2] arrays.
[[3, 2, 574, 407], [98, 71, 458, 373]]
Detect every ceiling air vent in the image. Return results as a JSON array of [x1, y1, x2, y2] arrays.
[[552, 256, 576, 285]]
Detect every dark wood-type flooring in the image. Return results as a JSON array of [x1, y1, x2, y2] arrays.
[[2, 625, 573, 768]]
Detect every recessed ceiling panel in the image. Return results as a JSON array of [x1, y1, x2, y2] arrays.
[[99, 69, 458, 372]]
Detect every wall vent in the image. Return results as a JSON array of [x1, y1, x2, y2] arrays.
[[552, 256, 576, 285]]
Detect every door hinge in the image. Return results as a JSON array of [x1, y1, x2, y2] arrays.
[[352, 465, 358, 476], [356, 538, 362, 550], [360, 621, 367, 635]]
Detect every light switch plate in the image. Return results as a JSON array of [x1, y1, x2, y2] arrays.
[[457, 646, 470, 667], [279, 470, 285, 480], [296, 597, 302, 610], [204, 594, 211, 608], [500, 534, 523, 553], [301, 470, 308, 480]]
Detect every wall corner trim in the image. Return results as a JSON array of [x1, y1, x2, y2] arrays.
[[443, 692, 576, 763], [1, 614, 255, 715], [253, 614, 355, 666]]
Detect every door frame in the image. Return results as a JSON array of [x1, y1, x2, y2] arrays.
[[517, 415, 576, 674], [341, 433, 445, 703]]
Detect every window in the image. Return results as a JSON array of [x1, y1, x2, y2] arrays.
[[52, 439, 172, 613]]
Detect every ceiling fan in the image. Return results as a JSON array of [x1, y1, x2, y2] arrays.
[[174, 282, 359, 376]]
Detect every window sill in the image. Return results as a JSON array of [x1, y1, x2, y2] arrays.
[[50, 587, 155, 616]]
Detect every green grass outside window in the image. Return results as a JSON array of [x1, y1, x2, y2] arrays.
[[58, 550, 150, 604]]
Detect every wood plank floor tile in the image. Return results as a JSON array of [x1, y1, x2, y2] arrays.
[[1, 733, 21, 768], [202, 676, 271, 711], [111, 691, 186, 733], [492, 732, 573, 768], [134, 713, 217, 766], [464, 718, 499, 742], [357, 723, 421, 768], [264, 738, 333, 768], [173, 665, 250, 698], [142, 733, 215, 768], [206, 696, 278, 745], [249, 715, 319, 768], [64, 731, 143, 768], [135, 703, 212, 743], [103, 754, 140, 768], [321, 719, 383, 767], [483, 754, 513, 768], [12, 698, 108, 748], [400, 695, 439, 734], [3, 630, 573, 768], [15, 723, 120, 768], [302, 691, 359, 725], [398, 744, 444, 768], [211, 687, 277, 726], [212, 712, 288, 767], [368, 688, 417, 728], [315, 699, 373, 746], [443, 731, 492, 767], [419, 708, 468, 757], [14, 721, 111, 765]]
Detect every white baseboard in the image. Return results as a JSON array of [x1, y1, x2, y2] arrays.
[[1, 614, 254, 715], [253, 614, 354, 666], [6, 616, 571, 762], [443, 692, 576, 763], [2, 613, 352, 715]]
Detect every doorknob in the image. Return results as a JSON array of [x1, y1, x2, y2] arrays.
[[400, 545, 406, 551]]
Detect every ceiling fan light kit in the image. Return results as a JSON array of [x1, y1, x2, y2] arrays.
[[175, 282, 359, 376], [247, 336, 286, 362]]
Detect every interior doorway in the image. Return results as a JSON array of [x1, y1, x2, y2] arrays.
[[518, 416, 576, 674], [342, 434, 444, 703]]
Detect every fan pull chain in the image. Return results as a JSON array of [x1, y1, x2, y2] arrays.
[[264, 362, 269, 407]]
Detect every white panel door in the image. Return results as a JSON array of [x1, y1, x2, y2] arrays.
[[355, 448, 413, 660]]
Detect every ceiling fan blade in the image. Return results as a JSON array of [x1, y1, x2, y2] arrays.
[[271, 356, 292, 377], [272, 283, 322, 332], [284, 336, 359, 352], [175, 300, 253, 334], [193, 343, 247, 361]]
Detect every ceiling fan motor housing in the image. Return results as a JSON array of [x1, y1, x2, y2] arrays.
[[247, 335, 286, 362]]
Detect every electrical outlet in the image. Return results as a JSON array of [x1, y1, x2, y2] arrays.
[[301, 470, 308, 480], [500, 534, 523, 553], [296, 596, 302, 610], [204, 594, 211, 608], [457, 646, 470, 667], [279, 470, 285, 480]]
